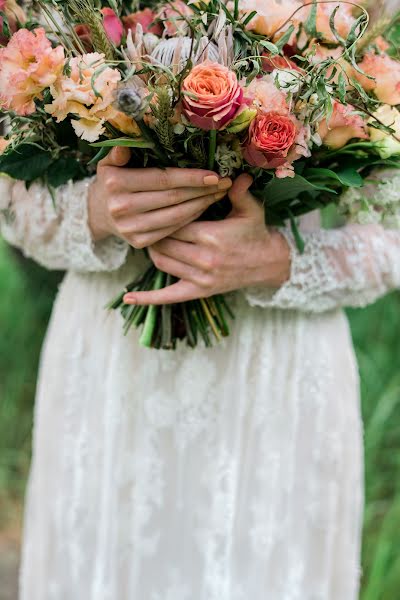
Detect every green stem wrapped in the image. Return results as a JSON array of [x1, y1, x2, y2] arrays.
[[208, 129, 217, 171], [139, 270, 166, 348]]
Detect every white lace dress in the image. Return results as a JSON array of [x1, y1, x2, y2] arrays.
[[1, 173, 400, 600]]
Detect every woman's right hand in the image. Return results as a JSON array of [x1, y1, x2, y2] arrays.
[[88, 146, 232, 249]]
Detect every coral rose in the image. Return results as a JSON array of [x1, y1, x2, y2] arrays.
[[101, 8, 123, 46], [318, 101, 368, 149], [182, 62, 244, 131], [244, 113, 296, 170], [123, 9, 163, 36], [0, 28, 64, 116], [355, 52, 400, 106]]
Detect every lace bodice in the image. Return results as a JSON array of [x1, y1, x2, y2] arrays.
[[1, 173, 400, 311]]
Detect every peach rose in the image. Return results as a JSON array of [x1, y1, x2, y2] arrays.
[[101, 8, 123, 46], [242, 0, 302, 41], [318, 101, 368, 149], [182, 62, 244, 131], [243, 112, 310, 177], [123, 9, 163, 36], [157, 0, 193, 36], [0, 28, 65, 116], [45, 52, 137, 142], [355, 52, 400, 106]]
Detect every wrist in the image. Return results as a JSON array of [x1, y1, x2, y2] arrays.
[[88, 181, 112, 242]]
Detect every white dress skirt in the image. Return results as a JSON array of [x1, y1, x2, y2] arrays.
[[1, 174, 400, 600]]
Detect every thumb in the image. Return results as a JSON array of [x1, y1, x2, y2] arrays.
[[98, 146, 131, 169], [228, 173, 260, 217]]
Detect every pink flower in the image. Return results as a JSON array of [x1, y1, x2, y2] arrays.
[[157, 0, 193, 36], [318, 101, 368, 149], [313, 3, 355, 43], [247, 75, 289, 115], [262, 53, 300, 74], [0, 0, 26, 44], [45, 52, 134, 142], [241, 0, 302, 41], [123, 9, 162, 36], [101, 8, 123, 46], [354, 52, 400, 106], [243, 113, 297, 170], [182, 62, 243, 131], [0, 28, 64, 116]]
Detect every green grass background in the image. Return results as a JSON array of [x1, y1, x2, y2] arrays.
[[0, 238, 399, 598]]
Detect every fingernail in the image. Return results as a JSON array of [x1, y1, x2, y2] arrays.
[[123, 294, 137, 304], [218, 178, 232, 190], [214, 191, 226, 200], [203, 175, 219, 186]]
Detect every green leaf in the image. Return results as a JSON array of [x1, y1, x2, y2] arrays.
[[258, 173, 336, 206], [305, 167, 364, 188], [288, 211, 305, 253], [275, 24, 295, 52], [0, 144, 53, 182], [259, 40, 279, 55], [47, 156, 86, 187], [329, 5, 346, 46], [90, 137, 155, 148], [304, 0, 319, 39]]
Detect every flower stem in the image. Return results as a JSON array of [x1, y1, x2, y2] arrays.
[[208, 129, 217, 171], [139, 270, 166, 348]]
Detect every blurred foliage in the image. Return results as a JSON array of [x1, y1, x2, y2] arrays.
[[0, 239, 399, 598]]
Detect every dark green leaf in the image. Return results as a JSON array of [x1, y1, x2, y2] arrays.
[[47, 156, 86, 187], [305, 167, 364, 188], [289, 211, 305, 253], [256, 173, 336, 206], [91, 137, 155, 148], [0, 144, 53, 181]]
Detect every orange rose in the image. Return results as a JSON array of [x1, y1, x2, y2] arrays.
[[243, 113, 297, 169]]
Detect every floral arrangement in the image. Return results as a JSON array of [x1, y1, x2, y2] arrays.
[[0, 0, 399, 349]]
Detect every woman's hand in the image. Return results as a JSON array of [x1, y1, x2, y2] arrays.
[[123, 174, 291, 305], [88, 146, 232, 248]]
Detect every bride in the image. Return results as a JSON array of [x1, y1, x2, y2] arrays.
[[1, 1, 399, 598]]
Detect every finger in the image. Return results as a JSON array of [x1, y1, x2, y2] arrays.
[[170, 221, 209, 243], [110, 167, 232, 193], [149, 247, 204, 283], [228, 173, 261, 216], [110, 184, 230, 215], [152, 238, 210, 270], [98, 146, 131, 168], [124, 279, 202, 305], [125, 209, 204, 248], [118, 193, 224, 236]]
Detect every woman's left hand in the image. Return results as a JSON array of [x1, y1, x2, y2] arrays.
[[123, 174, 291, 306]]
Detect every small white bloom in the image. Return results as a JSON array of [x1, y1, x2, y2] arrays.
[[272, 69, 302, 94]]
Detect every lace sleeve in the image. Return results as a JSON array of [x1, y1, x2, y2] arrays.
[[243, 224, 400, 312], [0, 175, 129, 272]]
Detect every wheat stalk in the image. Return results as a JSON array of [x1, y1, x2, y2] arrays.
[[68, 0, 115, 61]]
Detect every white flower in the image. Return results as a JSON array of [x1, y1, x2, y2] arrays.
[[272, 69, 302, 94]]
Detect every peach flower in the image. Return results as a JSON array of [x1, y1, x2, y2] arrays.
[[101, 8, 123, 46], [318, 101, 368, 149], [368, 105, 400, 159], [241, 0, 302, 41], [313, 3, 355, 43], [182, 62, 244, 131], [354, 52, 400, 106], [0, 28, 65, 116], [247, 75, 289, 115], [0, 0, 26, 45], [157, 0, 193, 36], [45, 53, 139, 142], [123, 9, 163, 36]]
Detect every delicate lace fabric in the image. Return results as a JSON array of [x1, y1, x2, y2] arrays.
[[2, 171, 400, 599]]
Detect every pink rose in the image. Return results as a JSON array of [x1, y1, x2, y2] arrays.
[[123, 9, 163, 36], [355, 52, 400, 106], [0, 28, 65, 116], [182, 62, 243, 131], [318, 101, 368, 149], [157, 0, 193, 36], [101, 8, 123, 46]]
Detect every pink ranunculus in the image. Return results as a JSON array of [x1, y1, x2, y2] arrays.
[[182, 62, 244, 131], [123, 9, 163, 36], [157, 0, 193, 36], [243, 113, 297, 171], [318, 101, 368, 149], [355, 51, 400, 106], [0, 28, 65, 116], [247, 75, 289, 115], [241, 0, 302, 41], [101, 7, 123, 46]]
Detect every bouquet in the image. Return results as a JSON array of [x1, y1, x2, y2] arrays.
[[0, 0, 400, 349]]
